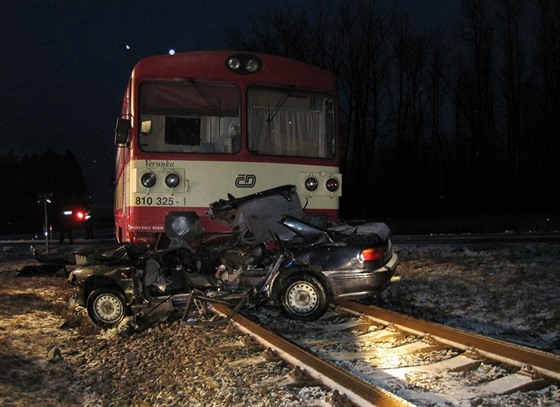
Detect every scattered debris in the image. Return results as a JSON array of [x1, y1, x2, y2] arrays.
[[15, 264, 65, 277], [46, 345, 63, 362]]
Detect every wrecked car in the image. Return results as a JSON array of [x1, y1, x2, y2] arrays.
[[68, 185, 398, 327]]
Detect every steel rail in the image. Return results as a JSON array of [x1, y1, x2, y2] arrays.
[[339, 301, 560, 382], [211, 303, 413, 407]]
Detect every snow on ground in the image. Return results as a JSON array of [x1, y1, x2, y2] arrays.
[[378, 241, 560, 354], [0, 238, 559, 406]]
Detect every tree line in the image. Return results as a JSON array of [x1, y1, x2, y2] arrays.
[[0, 149, 87, 234], [227, 0, 560, 220]]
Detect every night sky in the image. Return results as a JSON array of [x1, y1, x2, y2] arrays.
[[0, 0, 457, 208]]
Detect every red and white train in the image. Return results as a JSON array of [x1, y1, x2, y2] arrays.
[[114, 51, 341, 246]]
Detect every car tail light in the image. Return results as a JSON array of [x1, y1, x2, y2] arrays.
[[360, 248, 385, 262]]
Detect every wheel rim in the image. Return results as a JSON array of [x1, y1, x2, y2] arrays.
[[93, 294, 123, 324], [285, 281, 319, 314]]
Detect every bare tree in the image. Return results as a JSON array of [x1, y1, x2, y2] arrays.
[[338, 1, 391, 215], [496, 0, 530, 202], [387, 10, 428, 201], [455, 0, 497, 207], [227, 0, 392, 217], [226, 5, 311, 61], [225, 0, 557, 219], [534, 0, 560, 207], [425, 29, 453, 211]]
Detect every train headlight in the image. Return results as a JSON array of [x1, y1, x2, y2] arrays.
[[141, 172, 157, 188], [165, 173, 181, 188], [226, 54, 262, 74], [227, 57, 241, 71], [325, 177, 340, 193], [245, 59, 260, 73], [304, 176, 319, 192]]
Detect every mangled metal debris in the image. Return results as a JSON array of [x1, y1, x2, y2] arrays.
[[68, 185, 398, 330]]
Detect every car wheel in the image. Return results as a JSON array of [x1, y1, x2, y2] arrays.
[[87, 288, 128, 327], [280, 274, 328, 321]]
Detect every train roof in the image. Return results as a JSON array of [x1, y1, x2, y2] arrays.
[[130, 51, 336, 92]]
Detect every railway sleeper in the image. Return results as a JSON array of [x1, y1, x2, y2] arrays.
[[451, 371, 550, 404]]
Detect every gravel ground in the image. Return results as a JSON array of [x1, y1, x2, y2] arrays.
[[0, 246, 351, 407], [2, 240, 560, 406]]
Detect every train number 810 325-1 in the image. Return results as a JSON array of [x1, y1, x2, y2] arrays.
[[135, 196, 175, 206]]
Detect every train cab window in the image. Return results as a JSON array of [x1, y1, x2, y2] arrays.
[[165, 117, 201, 146], [247, 87, 335, 159], [138, 81, 240, 154]]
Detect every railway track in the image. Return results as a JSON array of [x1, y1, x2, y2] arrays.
[[4, 234, 558, 405], [211, 301, 560, 407]]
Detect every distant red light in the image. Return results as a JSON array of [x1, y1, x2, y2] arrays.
[[75, 211, 85, 221]]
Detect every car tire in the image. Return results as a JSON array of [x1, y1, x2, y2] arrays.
[[280, 274, 328, 321], [87, 288, 128, 327]]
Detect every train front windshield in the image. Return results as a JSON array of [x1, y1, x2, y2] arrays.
[[138, 81, 241, 154], [137, 81, 335, 159]]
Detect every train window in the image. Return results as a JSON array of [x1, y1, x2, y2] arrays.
[[165, 117, 201, 146], [139, 81, 240, 154], [247, 87, 335, 158]]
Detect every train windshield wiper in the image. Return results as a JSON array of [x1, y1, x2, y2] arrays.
[[187, 77, 221, 116], [266, 87, 294, 123]]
